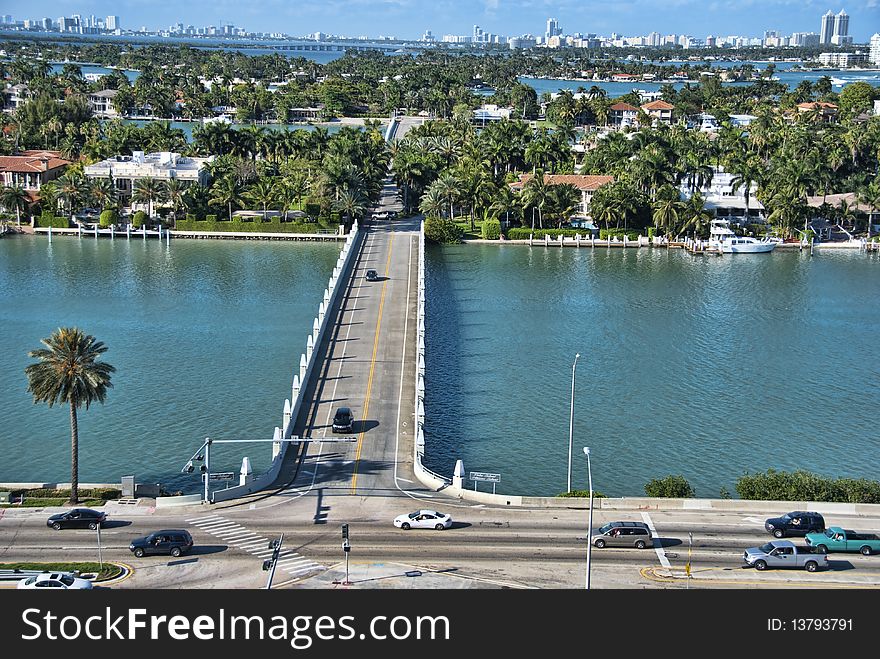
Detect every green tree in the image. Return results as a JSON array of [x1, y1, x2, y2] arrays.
[[132, 177, 167, 218], [0, 185, 30, 224], [25, 328, 115, 505], [645, 475, 694, 498]]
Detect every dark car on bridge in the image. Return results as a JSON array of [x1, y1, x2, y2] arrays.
[[365, 269, 379, 282], [129, 530, 193, 558], [764, 511, 825, 538], [46, 508, 107, 530], [332, 407, 354, 433]]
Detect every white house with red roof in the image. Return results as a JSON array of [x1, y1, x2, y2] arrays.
[[641, 100, 675, 125], [609, 102, 639, 127], [0, 150, 71, 199], [510, 173, 615, 217]]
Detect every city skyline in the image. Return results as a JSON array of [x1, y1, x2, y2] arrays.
[[2, 1, 879, 42]]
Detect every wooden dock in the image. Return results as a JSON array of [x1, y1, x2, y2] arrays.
[[32, 227, 346, 242]]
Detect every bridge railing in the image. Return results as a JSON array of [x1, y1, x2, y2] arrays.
[[212, 220, 363, 502], [412, 222, 451, 489]]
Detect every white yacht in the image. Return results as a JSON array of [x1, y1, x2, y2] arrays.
[[708, 219, 776, 253]]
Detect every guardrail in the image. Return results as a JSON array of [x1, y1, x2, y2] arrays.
[[412, 222, 451, 489], [212, 221, 363, 503]]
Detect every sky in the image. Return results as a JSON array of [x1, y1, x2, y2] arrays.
[[4, 1, 879, 41]]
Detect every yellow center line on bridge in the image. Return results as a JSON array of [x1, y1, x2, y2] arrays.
[[351, 230, 394, 493]]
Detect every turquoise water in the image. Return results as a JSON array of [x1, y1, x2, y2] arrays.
[[521, 65, 880, 97], [117, 119, 349, 143], [423, 245, 880, 498], [0, 235, 340, 491]]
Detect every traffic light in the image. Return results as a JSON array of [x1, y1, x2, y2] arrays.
[[342, 524, 349, 540]]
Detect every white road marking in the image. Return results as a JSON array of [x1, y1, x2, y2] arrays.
[[186, 515, 221, 523], [641, 512, 672, 570], [743, 517, 765, 524]]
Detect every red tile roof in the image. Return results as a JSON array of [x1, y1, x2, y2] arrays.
[[510, 174, 614, 192], [610, 102, 639, 112], [641, 100, 675, 111], [0, 154, 71, 174]]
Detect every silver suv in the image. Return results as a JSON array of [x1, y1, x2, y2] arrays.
[[592, 521, 653, 549]]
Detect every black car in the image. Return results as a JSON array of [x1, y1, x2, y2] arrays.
[[129, 530, 193, 558], [46, 508, 107, 530], [332, 407, 354, 433], [365, 269, 379, 282], [764, 511, 825, 538]]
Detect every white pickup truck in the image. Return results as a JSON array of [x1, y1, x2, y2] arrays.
[[743, 540, 829, 572]]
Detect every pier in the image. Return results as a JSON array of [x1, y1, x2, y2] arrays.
[[33, 227, 346, 241]]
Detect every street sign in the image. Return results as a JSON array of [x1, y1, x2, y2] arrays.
[[469, 472, 501, 483], [209, 472, 236, 481]]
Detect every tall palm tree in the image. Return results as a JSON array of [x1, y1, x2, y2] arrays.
[[164, 179, 188, 227], [0, 185, 30, 224], [132, 177, 167, 218], [25, 328, 115, 505], [56, 173, 88, 216], [333, 188, 369, 225], [432, 172, 460, 221], [244, 180, 277, 219], [89, 177, 117, 212], [209, 176, 241, 221], [521, 172, 550, 229], [418, 186, 445, 219]]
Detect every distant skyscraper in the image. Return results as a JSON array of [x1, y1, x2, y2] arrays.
[[106, 16, 119, 31], [833, 9, 849, 39], [820, 10, 835, 44], [870, 33, 880, 66], [545, 17, 560, 39]]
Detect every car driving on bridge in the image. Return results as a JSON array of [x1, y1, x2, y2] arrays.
[[332, 407, 354, 433], [394, 510, 452, 530]]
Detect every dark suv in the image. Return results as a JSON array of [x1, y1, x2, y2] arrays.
[[332, 407, 354, 433], [764, 511, 825, 538], [46, 508, 107, 530], [129, 530, 193, 558]]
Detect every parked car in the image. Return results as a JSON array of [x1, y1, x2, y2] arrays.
[[743, 540, 829, 572], [129, 530, 193, 558], [373, 210, 389, 220], [764, 511, 825, 538], [332, 407, 354, 433], [591, 521, 653, 549], [17, 572, 93, 590], [805, 527, 880, 555], [46, 508, 107, 530], [365, 269, 379, 282], [393, 509, 452, 530]]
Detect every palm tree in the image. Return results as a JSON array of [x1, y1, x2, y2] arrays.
[[433, 172, 460, 221], [25, 328, 115, 505], [164, 179, 188, 227], [209, 176, 241, 221], [333, 188, 369, 225], [651, 186, 684, 237], [244, 180, 276, 219], [678, 192, 714, 238], [56, 173, 88, 216], [89, 177, 117, 212], [418, 186, 444, 219], [132, 177, 167, 219], [521, 172, 551, 230], [0, 185, 30, 224]]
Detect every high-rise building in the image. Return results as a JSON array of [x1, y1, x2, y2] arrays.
[[833, 9, 849, 39], [545, 18, 560, 39], [870, 33, 880, 66], [106, 16, 119, 30], [820, 10, 835, 44]]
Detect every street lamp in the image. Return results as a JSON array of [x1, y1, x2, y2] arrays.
[[567, 353, 580, 494], [583, 446, 593, 590]]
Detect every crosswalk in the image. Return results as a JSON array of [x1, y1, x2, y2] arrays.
[[187, 515, 324, 579]]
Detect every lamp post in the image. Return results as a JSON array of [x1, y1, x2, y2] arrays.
[[583, 446, 593, 590], [567, 353, 580, 494]]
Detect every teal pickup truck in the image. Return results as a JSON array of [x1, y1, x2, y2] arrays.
[[805, 527, 880, 555]]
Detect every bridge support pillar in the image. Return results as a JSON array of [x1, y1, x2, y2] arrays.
[[272, 426, 283, 460], [239, 457, 253, 485], [299, 354, 307, 384], [283, 398, 292, 436], [307, 335, 314, 362]]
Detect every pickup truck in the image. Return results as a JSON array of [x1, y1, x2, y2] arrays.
[[805, 527, 880, 555], [743, 540, 829, 572]]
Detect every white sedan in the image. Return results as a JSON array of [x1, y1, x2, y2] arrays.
[[17, 572, 94, 590], [393, 509, 453, 530]]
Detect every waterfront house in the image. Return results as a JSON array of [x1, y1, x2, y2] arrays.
[[87, 89, 120, 118], [640, 100, 675, 126], [2, 83, 29, 112], [473, 104, 513, 126], [679, 165, 766, 224], [0, 150, 71, 204], [84, 151, 214, 212], [609, 102, 639, 127], [510, 174, 614, 219], [806, 192, 880, 237], [795, 102, 838, 123]]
